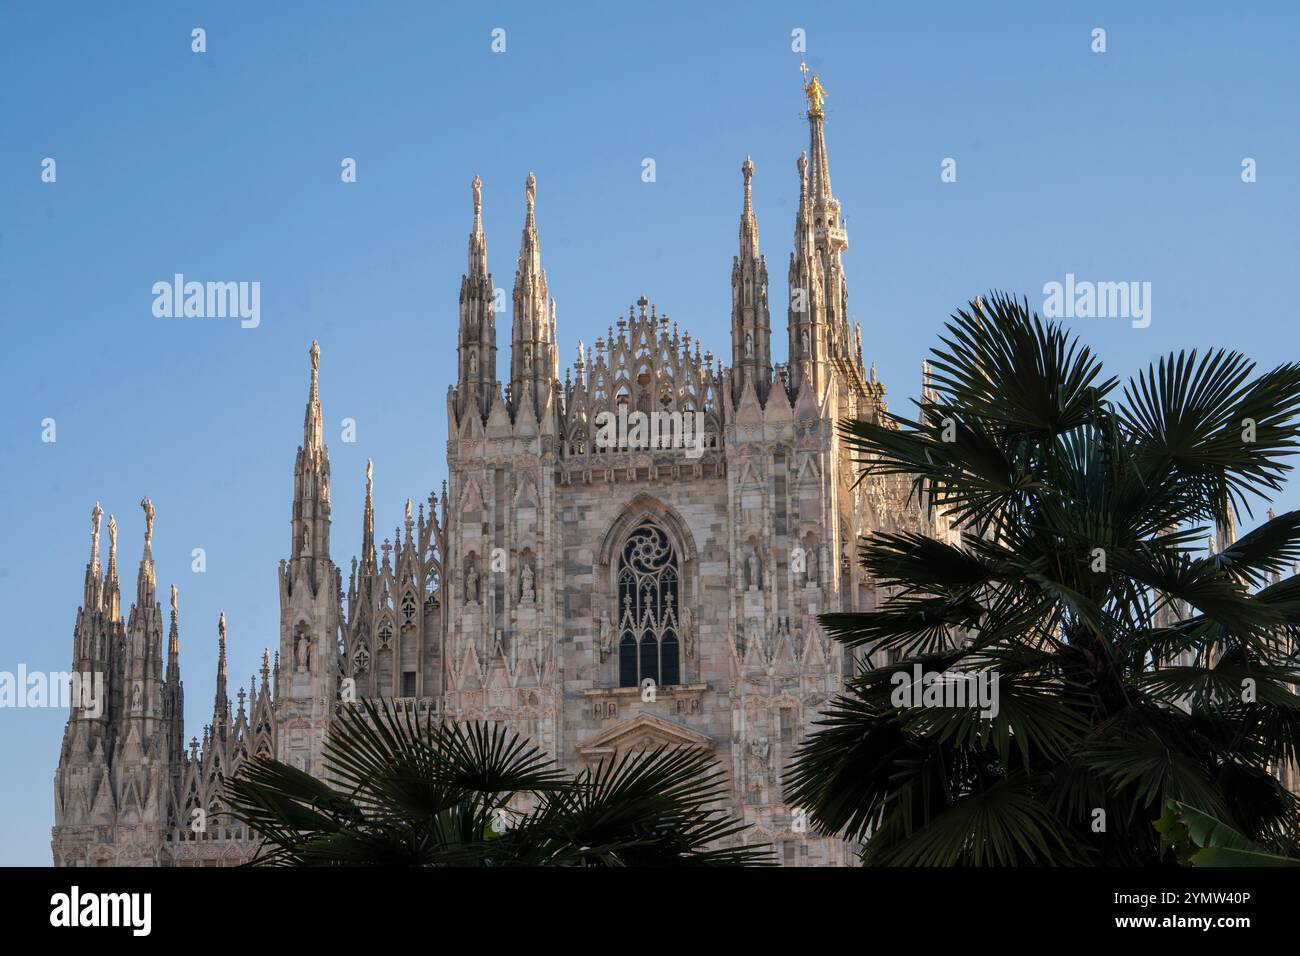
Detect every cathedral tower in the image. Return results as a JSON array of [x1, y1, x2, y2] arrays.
[[53, 501, 183, 865], [275, 341, 343, 776]]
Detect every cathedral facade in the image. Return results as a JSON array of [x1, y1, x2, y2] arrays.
[[52, 77, 954, 866]]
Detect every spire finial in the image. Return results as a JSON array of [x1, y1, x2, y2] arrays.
[[472, 175, 482, 225], [90, 502, 103, 564], [218, 611, 227, 648], [801, 62, 827, 118], [107, 514, 118, 566], [524, 171, 537, 232], [742, 156, 754, 212], [140, 496, 155, 546], [170, 583, 178, 619], [303, 341, 324, 452]]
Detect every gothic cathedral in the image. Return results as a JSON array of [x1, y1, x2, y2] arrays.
[[52, 75, 955, 866]]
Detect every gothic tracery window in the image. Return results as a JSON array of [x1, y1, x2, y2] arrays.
[[617, 521, 681, 688]]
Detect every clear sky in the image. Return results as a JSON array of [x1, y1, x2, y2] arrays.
[[1, 1, 1297, 865]]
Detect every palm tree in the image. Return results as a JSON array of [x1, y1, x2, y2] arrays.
[[785, 292, 1300, 865], [226, 698, 770, 866]]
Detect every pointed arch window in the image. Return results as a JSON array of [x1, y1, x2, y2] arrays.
[[617, 520, 681, 688]]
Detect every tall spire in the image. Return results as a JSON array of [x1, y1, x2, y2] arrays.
[[104, 512, 120, 619], [788, 65, 851, 396], [167, 584, 180, 666], [213, 611, 230, 736], [163, 581, 185, 779], [802, 63, 834, 206], [740, 156, 760, 259], [468, 174, 486, 276], [457, 176, 499, 422], [304, 340, 323, 453], [136, 496, 157, 609], [361, 459, 376, 573], [84, 502, 104, 610], [519, 171, 540, 275], [89, 501, 102, 568], [290, 341, 332, 588], [731, 156, 772, 404], [510, 171, 558, 419]]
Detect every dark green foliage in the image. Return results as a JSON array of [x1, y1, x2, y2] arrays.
[[786, 292, 1300, 865], [226, 698, 771, 866]]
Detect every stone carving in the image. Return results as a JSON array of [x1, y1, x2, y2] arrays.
[[747, 737, 771, 803], [521, 562, 535, 603], [598, 612, 612, 662]]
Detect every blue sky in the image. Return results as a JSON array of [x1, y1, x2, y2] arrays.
[[1, 1, 1297, 865]]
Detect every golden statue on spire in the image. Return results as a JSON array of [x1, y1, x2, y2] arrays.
[[800, 62, 827, 118]]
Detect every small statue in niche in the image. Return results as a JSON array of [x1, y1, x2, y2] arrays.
[[747, 738, 771, 803], [296, 633, 311, 673], [520, 563, 535, 603], [598, 612, 612, 662], [132, 682, 142, 711], [748, 737, 770, 779], [466, 564, 480, 605], [747, 550, 761, 591], [744, 329, 754, 357], [805, 546, 818, 588]]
